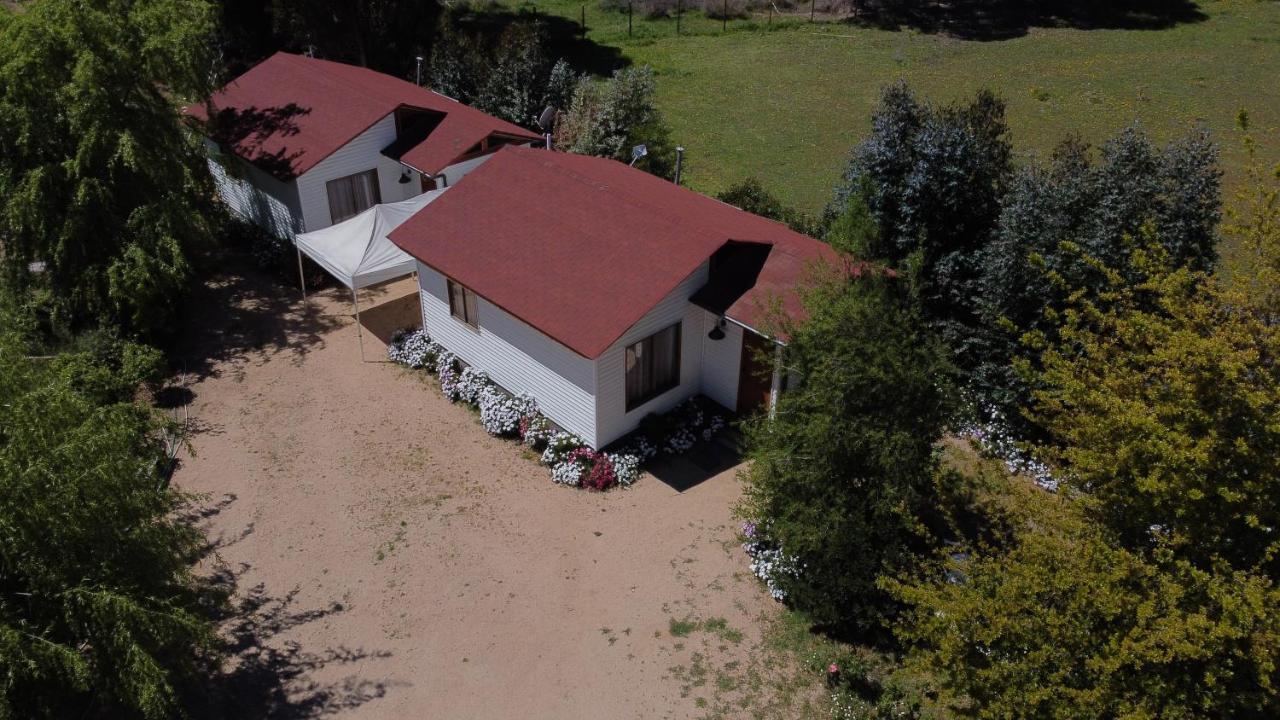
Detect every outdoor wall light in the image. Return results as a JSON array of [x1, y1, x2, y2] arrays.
[[398, 170, 412, 184], [708, 316, 726, 341]]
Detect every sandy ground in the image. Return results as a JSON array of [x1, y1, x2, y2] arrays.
[[172, 259, 779, 719]]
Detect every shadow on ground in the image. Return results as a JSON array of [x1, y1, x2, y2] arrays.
[[172, 252, 345, 382], [648, 436, 743, 493], [842, 0, 1207, 40], [186, 497, 397, 719]]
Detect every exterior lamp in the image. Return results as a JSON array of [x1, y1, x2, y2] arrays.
[[708, 316, 726, 341]]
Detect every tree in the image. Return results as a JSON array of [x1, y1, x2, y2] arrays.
[[1225, 110, 1280, 320], [0, 0, 217, 341], [739, 212, 956, 632], [825, 82, 1013, 373], [1025, 227, 1280, 575], [268, 0, 442, 76], [554, 66, 675, 176], [0, 329, 216, 719], [716, 178, 817, 235], [891, 500, 1280, 719], [474, 23, 554, 127], [976, 127, 1220, 434]]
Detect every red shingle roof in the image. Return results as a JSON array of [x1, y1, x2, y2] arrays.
[[389, 145, 844, 358], [184, 52, 540, 180]]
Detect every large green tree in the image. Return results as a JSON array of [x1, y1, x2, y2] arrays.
[[0, 0, 217, 340], [892, 498, 1280, 719], [977, 127, 1220, 435], [825, 82, 1013, 370], [0, 327, 215, 719], [739, 211, 956, 632], [1025, 231, 1280, 575]]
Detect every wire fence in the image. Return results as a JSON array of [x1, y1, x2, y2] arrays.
[[507, 0, 863, 43]]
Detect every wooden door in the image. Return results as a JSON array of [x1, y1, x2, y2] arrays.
[[737, 331, 774, 415]]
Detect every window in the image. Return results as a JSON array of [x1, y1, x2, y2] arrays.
[[625, 323, 681, 411], [448, 279, 479, 328], [326, 169, 381, 223]]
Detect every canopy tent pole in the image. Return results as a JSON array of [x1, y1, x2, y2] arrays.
[[295, 242, 307, 299], [352, 286, 365, 361]]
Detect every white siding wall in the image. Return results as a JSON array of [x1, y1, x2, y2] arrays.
[[594, 264, 710, 448], [699, 311, 743, 412], [416, 262, 601, 446], [433, 153, 495, 188], [205, 139, 302, 239], [295, 114, 420, 232]]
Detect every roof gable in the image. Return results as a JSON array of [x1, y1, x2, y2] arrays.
[[390, 146, 844, 357], [185, 52, 539, 180]]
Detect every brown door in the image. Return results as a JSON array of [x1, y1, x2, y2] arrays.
[[737, 331, 774, 415]]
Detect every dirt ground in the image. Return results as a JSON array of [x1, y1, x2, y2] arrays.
[[171, 259, 782, 719]]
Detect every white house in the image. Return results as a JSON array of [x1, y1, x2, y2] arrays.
[[389, 145, 850, 449], [185, 52, 541, 239]]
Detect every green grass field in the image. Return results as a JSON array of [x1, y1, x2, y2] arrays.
[[520, 0, 1280, 217]]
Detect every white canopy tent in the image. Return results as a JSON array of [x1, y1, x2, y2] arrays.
[[294, 187, 447, 358]]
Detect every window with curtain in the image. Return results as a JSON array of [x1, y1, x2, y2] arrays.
[[447, 279, 479, 328], [326, 169, 381, 223], [625, 323, 681, 411]]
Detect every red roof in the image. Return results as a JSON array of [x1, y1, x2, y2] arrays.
[[184, 52, 540, 180], [389, 146, 844, 358]]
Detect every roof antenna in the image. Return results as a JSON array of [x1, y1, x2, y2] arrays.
[[629, 144, 648, 167], [415, 55, 424, 86], [674, 146, 685, 185]]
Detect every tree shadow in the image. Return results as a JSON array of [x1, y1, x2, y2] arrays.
[[184, 497, 398, 719], [841, 0, 1207, 41], [450, 6, 630, 77], [202, 103, 311, 179], [170, 251, 345, 383], [191, 575, 397, 719]]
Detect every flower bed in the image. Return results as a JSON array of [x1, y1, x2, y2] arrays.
[[388, 328, 729, 491]]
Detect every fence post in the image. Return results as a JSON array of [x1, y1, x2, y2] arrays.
[[810, 0, 815, 22], [722, 0, 727, 31], [628, 0, 633, 36], [676, 0, 682, 35], [768, 3, 773, 23]]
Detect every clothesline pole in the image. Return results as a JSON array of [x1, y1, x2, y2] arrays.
[[352, 285, 365, 362], [295, 243, 307, 299]]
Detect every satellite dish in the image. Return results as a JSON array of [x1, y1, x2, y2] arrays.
[[537, 105, 557, 132], [629, 144, 648, 166]]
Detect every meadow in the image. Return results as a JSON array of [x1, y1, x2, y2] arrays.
[[522, 0, 1280, 217]]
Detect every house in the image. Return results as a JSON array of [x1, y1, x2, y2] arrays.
[[185, 52, 542, 239], [389, 145, 850, 450]]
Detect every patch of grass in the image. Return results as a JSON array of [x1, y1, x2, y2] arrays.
[[669, 616, 699, 637], [504, 0, 1280, 258]]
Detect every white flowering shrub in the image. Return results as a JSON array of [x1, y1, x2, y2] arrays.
[[741, 521, 800, 602], [608, 453, 641, 486], [436, 351, 460, 399], [386, 328, 439, 368], [663, 426, 697, 454], [455, 366, 489, 405], [479, 387, 534, 437], [551, 459, 585, 486], [520, 414, 554, 448], [541, 431, 587, 466], [959, 404, 1057, 489], [616, 436, 657, 461]]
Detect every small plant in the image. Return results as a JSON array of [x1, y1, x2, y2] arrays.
[[668, 617, 698, 637], [520, 414, 553, 449]]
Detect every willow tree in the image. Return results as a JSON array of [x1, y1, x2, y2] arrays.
[[0, 0, 217, 339]]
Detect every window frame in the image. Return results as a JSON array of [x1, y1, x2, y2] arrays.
[[447, 278, 479, 329], [325, 168, 382, 224], [624, 322, 682, 412]]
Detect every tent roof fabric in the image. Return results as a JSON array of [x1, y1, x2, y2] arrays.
[[389, 146, 849, 359], [184, 52, 540, 181], [296, 189, 447, 290]]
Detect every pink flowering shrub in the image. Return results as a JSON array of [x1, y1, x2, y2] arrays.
[[582, 454, 618, 491]]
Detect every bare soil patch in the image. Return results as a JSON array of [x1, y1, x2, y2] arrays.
[[172, 260, 779, 719]]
